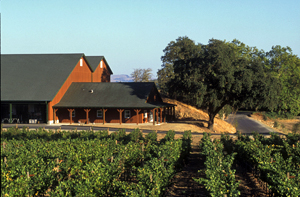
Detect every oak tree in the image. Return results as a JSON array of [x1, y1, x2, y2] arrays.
[[161, 37, 280, 130]]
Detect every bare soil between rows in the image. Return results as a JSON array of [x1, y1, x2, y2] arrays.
[[155, 134, 271, 196]]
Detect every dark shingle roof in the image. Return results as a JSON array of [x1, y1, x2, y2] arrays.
[[1, 54, 84, 101], [54, 82, 174, 108], [85, 56, 113, 74]]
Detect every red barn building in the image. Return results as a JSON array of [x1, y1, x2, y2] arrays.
[[1, 54, 174, 125]]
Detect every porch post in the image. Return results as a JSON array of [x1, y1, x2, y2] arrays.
[[134, 109, 141, 125], [159, 108, 163, 124], [9, 103, 12, 123], [163, 107, 166, 123], [103, 109, 107, 125], [67, 109, 74, 124], [84, 109, 91, 124], [165, 107, 167, 122], [53, 109, 58, 124], [45, 101, 48, 124], [173, 106, 175, 120], [117, 109, 124, 125], [153, 108, 155, 126], [156, 109, 159, 125]]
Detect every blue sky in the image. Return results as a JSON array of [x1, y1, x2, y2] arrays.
[[1, 0, 299, 77]]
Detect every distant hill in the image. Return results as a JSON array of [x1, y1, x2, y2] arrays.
[[111, 74, 133, 82]]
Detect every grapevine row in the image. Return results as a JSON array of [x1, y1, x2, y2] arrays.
[[194, 132, 240, 197], [226, 132, 300, 197]]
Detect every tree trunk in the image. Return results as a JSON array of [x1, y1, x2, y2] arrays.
[[208, 113, 216, 131]]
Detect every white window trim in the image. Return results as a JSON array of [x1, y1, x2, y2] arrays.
[[100, 60, 103, 68], [80, 59, 83, 66], [124, 110, 131, 119], [97, 110, 103, 118]]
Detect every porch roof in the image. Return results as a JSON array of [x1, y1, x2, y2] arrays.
[[54, 82, 175, 109]]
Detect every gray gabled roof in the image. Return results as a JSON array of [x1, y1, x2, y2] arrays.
[[54, 82, 174, 108], [1, 54, 85, 101], [85, 56, 113, 74]]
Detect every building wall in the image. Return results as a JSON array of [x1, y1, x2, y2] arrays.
[[57, 108, 152, 124], [48, 57, 93, 123], [92, 60, 111, 82]]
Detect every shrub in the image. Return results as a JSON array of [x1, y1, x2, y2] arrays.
[[263, 112, 295, 120], [284, 112, 295, 119], [292, 122, 300, 134], [274, 121, 280, 128], [263, 114, 268, 121], [266, 112, 278, 119]]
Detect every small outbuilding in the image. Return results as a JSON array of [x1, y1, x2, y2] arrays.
[[54, 82, 175, 125]]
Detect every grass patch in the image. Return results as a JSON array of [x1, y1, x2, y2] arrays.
[[292, 122, 300, 134], [261, 112, 295, 120]]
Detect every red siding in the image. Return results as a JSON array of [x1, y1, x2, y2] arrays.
[[48, 57, 92, 122], [92, 60, 111, 82]]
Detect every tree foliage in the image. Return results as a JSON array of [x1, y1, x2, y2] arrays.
[[131, 68, 153, 82], [266, 46, 300, 116], [157, 63, 174, 96], [157, 37, 201, 96], [160, 37, 281, 130]]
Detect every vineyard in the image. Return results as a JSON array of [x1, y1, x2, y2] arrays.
[[195, 132, 300, 197], [1, 127, 300, 196], [1, 127, 191, 196], [232, 132, 300, 196]]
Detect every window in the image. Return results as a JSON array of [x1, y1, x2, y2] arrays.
[[100, 60, 103, 68], [80, 59, 83, 66], [97, 110, 103, 118], [124, 110, 130, 119]]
